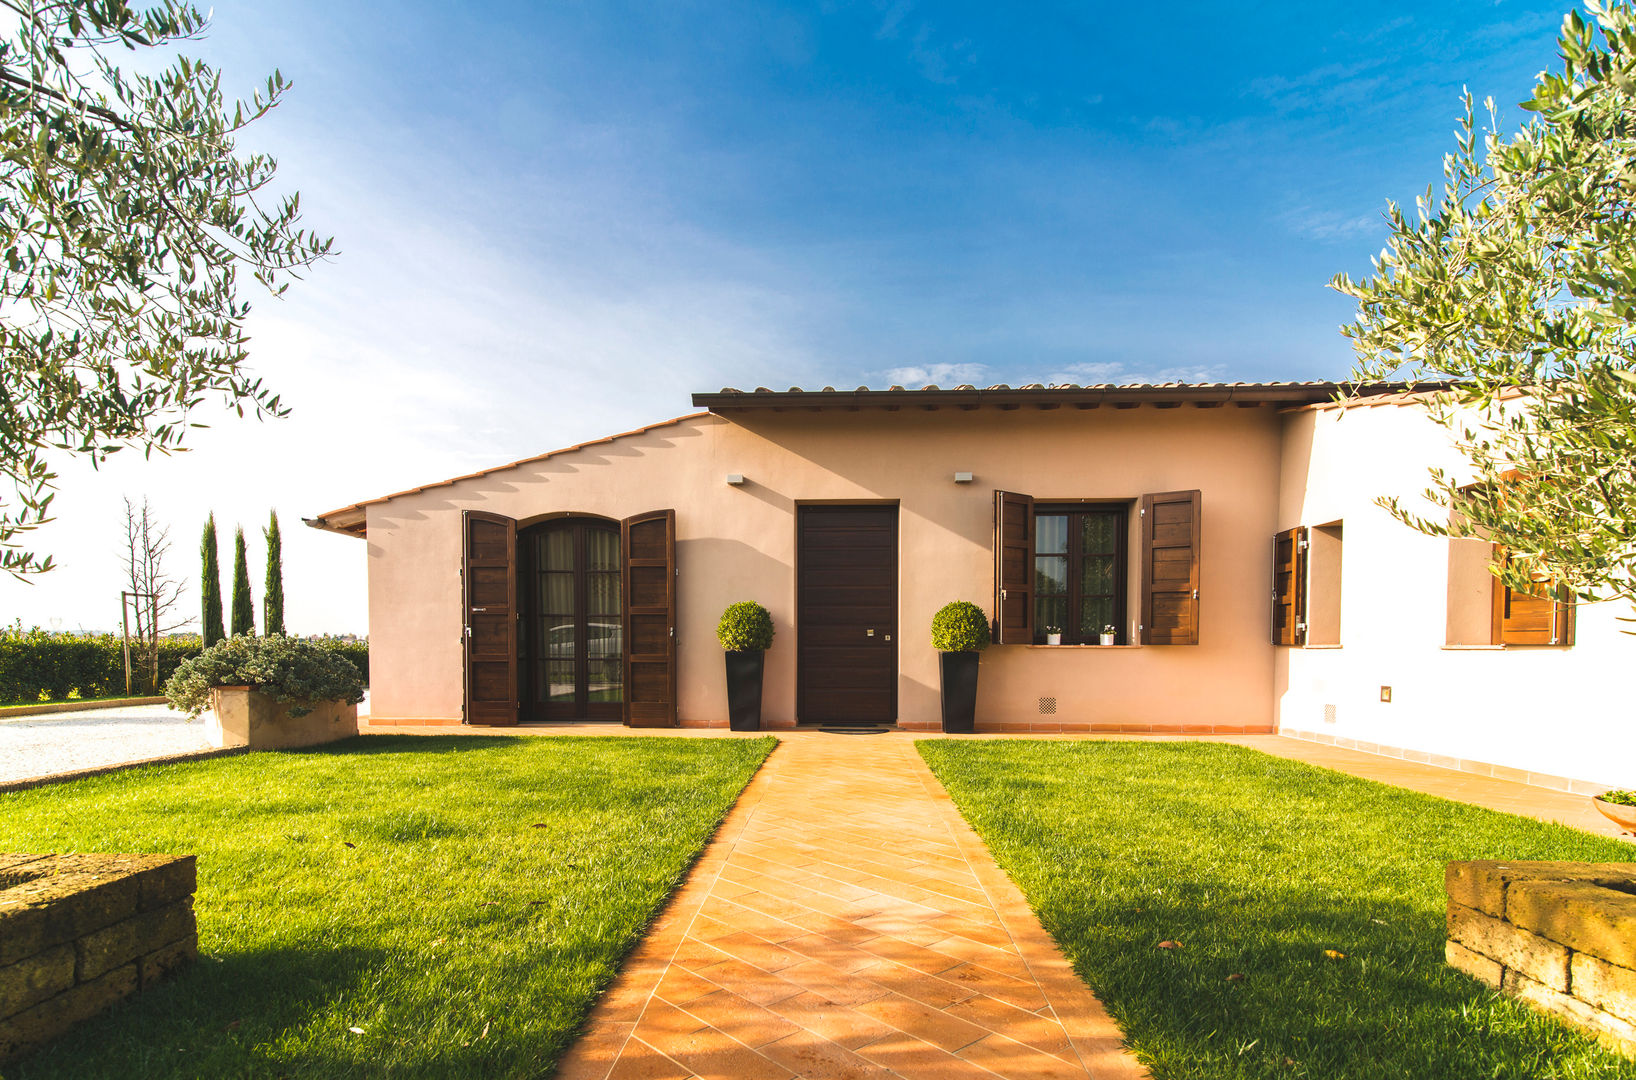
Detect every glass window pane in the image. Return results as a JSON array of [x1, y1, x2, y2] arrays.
[[541, 528, 573, 571], [587, 658, 623, 702], [586, 622, 622, 658], [545, 621, 575, 659], [1081, 554, 1115, 596], [1036, 514, 1068, 555], [540, 572, 573, 614], [1035, 595, 1067, 640], [586, 528, 620, 571], [546, 659, 575, 702], [1081, 512, 1119, 555], [1079, 597, 1115, 637], [587, 571, 621, 616], [1035, 555, 1067, 596]]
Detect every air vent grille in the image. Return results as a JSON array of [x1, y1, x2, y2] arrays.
[[1323, 704, 1338, 725], [1038, 696, 1057, 716]]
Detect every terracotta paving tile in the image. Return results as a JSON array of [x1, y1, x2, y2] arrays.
[[960, 1033, 1094, 1080], [603, 1038, 694, 1080], [849, 991, 991, 1052], [764, 991, 900, 1050], [557, 734, 1151, 1079], [674, 988, 805, 1047], [854, 1031, 1010, 1080], [757, 1029, 895, 1080]]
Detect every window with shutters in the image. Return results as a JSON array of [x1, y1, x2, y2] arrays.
[[1492, 548, 1574, 646], [995, 489, 1199, 646], [1034, 505, 1128, 645], [1272, 522, 1342, 648]]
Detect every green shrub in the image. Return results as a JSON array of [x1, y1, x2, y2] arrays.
[[0, 627, 370, 705], [931, 601, 991, 652], [165, 634, 366, 718], [717, 601, 775, 651]]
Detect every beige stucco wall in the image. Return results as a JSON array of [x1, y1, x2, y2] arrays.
[[1275, 403, 1634, 789], [363, 405, 1285, 729]]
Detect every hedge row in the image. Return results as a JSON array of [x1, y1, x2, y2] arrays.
[[0, 629, 368, 705]]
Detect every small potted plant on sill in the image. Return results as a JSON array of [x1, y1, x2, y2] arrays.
[[1044, 625, 1062, 646], [1099, 624, 1117, 646], [1592, 789, 1636, 834], [932, 601, 990, 734], [718, 601, 775, 731]]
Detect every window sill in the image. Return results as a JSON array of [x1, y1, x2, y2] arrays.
[[1022, 643, 1142, 649], [1303, 644, 1343, 650], [1441, 644, 1505, 651]]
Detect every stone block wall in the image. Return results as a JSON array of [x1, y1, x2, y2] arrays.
[[0, 852, 196, 1064], [1447, 859, 1636, 1053]]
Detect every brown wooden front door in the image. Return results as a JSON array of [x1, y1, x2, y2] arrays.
[[797, 505, 897, 725]]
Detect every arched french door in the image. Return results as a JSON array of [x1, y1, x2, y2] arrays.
[[519, 518, 623, 720]]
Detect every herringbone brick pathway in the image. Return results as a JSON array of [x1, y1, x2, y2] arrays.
[[554, 733, 1146, 1080]]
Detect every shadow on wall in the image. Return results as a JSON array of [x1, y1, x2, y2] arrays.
[[679, 538, 795, 724], [361, 420, 713, 533]]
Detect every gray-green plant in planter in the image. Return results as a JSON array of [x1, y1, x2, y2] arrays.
[[718, 601, 775, 731], [932, 601, 990, 734]]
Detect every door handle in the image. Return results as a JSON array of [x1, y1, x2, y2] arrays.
[[866, 628, 874, 637]]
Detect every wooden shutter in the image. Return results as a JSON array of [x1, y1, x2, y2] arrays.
[[463, 510, 519, 726], [993, 491, 1034, 645], [1141, 490, 1201, 645], [623, 509, 677, 727], [1272, 526, 1308, 646], [1492, 548, 1574, 646]]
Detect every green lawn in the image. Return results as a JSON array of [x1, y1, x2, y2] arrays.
[[0, 693, 159, 712], [2, 734, 774, 1079], [919, 740, 1636, 1080]]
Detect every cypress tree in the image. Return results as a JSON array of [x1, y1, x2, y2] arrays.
[[200, 514, 225, 647], [263, 510, 285, 636], [230, 526, 255, 637]]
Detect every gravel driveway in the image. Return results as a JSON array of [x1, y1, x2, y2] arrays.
[[0, 703, 215, 785]]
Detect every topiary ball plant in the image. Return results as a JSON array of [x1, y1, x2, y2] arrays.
[[931, 601, 991, 652], [717, 601, 775, 652]]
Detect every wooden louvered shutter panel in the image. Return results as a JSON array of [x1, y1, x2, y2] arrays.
[[1141, 490, 1201, 645], [463, 510, 519, 726], [623, 509, 678, 727], [1492, 548, 1574, 646], [993, 491, 1035, 645], [1272, 527, 1307, 646]]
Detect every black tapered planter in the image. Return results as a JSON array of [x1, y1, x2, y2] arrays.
[[725, 650, 766, 731], [939, 651, 980, 734]]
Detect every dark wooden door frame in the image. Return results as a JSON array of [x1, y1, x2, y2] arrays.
[[794, 501, 900, 726]]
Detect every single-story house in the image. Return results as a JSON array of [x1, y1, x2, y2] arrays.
[[307, 381, 1633, 792]]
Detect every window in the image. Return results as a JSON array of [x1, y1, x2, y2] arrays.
[[1033, 505, 1127, 644], [994, 489, 1200, 645], [1271, 522, 1342, 647], [1492, 548, 1574, 646]]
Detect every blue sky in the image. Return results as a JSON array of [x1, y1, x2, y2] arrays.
[[0, 0, 1578, 632]]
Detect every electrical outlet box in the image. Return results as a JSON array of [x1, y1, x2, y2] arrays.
[[1380, 686, 1392, 703]]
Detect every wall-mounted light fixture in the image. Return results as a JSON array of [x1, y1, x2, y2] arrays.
[[726, 474, 746, 486], [953, 472, 974, 484]]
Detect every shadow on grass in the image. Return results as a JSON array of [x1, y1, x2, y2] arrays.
[[12, 938, 555, 1080], [280, 734, 528, 756]]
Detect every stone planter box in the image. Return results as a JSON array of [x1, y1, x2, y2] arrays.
[[206, 686, 357, 750], [0, 852, 196, 1064], [1446, 859, 1636, 1054]]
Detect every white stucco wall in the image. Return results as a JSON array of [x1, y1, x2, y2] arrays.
[[1275, 402, 1634, 789]]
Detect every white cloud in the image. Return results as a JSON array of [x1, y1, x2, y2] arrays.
[[882, 363, 988, 387]]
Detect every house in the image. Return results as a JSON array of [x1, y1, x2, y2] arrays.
[[306, 382, 1633, 792]]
